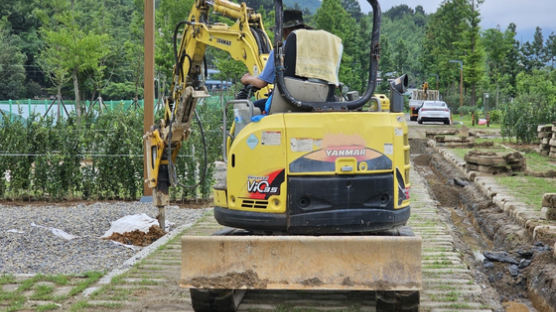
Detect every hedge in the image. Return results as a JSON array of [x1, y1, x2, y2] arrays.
[[0, 100, 226, 201]]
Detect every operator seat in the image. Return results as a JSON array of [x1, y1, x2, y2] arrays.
[[269, 29, 343, 114]]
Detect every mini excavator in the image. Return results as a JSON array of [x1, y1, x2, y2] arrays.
[[144, 0, 421, 311]]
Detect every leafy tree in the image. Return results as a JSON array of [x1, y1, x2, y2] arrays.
[[38, 1, 109, 116], [502, 23, 522, 97], [0, 23, 26, 99], [501, 69, 556, 142], [521, 27, 546, 72], [0, 0, 46, 96], [545, 32, 556, 66], [461, 0, 484, 106], [341, 0, 362, 21], [314, 0, 361, 90]]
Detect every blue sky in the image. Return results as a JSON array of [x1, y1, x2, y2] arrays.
[[357, 0, 556, 42]]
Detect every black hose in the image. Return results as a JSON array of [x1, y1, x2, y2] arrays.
[[173, 20, 191, 80]]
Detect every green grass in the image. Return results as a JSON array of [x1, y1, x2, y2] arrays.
[[0, 275, 16, 285], [69, 300, 90, 312], [523, 151, 556, 172], [67, 272, 103, 297], [42, 275, 69, 286], [30, 284, 55, 300], [0, 272, 104, 312], [495, 175, 556, 209]]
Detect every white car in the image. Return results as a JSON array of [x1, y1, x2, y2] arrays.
[[417, 101, 451, 125]]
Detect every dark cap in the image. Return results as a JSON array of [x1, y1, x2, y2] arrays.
[[283, 9, 311, 29]]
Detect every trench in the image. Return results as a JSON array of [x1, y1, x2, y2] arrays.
[[410, 138, 555, 312]]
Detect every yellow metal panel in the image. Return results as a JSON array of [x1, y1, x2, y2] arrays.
[[226, 114, 287, 213], [181, 235, 421, 291], [213, 189, 227, 207]]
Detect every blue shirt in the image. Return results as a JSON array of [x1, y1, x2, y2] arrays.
[[258, 50, 275, 84]]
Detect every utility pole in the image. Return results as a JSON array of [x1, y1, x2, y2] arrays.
[[143, 0, 155, 197], [449, 60, 463, 114]]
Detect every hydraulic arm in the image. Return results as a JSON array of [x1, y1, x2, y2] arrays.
[[144, 0, 272, 207]]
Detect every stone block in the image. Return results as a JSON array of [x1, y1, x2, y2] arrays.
[[533, 225, 556, 245], [550, 138, 556, 147], [542, 193, 556, 208], [537, 124, 552, 133], [541, 207, 556, 220]]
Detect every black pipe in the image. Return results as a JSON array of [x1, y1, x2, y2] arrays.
[[273, 0, 381, 111]]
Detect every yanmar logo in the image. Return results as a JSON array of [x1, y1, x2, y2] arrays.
[[325, 148, 366, 157]]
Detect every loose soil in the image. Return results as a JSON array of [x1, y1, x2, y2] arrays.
[[411, 138, 556, 312], [104, 225, 166, 246]]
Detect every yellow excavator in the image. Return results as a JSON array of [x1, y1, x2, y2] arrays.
[[144, 0, 421, 311]]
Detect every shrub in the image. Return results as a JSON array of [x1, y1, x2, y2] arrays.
[[0, 97, 227, 201], [487, 109, 503, 123]]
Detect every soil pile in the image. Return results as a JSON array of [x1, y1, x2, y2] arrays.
[[104, 225, 166, 246]]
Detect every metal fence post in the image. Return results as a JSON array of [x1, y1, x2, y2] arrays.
[[9, 99, 12, 121], [28, 99, 31, 117]]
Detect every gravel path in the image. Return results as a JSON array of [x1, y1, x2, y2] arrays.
[[0, 202, 207, 275]]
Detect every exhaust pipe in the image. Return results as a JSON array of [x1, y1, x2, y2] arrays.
[[389, 74, 408, 113]]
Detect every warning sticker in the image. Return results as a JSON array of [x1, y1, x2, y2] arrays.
[[261, 131, 281, 146], [394, 128, 403, 136], [290, 138, 314, 152], [384, 143, 393, 155]]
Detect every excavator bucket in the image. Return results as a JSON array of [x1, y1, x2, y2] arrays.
[[181, 234, 421, 291]]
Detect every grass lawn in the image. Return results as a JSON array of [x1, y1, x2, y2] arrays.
[[444, 137, 556, 209], [495, 175, 556, 209]]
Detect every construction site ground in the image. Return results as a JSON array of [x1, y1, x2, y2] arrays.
[[1, 122, 555, 312]]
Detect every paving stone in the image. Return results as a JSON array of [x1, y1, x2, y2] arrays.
[[52, 286, 73, 297], [1, 284, 19, 292]]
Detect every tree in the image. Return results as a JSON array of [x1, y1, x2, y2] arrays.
[[341, 0, 362, 21], [1, 0, 45, 97], [39, 1, 109, 116], [422, 0, 484, 107], [545, 32, 556, 66], [461, 0, 484, 106], [394, 39, 409, 75], [155, 0, 195, 82], [314, 0, 361, 90], [0, 23, 26, 99], [521, 27, 546, 72]]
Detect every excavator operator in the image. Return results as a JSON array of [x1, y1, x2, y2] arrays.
[[240, 9, 311, 113]]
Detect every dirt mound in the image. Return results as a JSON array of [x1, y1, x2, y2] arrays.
[[104, 225, 166, 246]]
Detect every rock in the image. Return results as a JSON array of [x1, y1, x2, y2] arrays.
[[537, 124, 552, 133], [483, 260, 494, 268], [453, 177, 469, 187], [508, 264, 519, 277], [517, 249, 534, 259], [518, 258, 531, 269], [533, 225, 556, 245], [541, 193, 556, 208], [483, 251, 519, 264], [541, 207, 556, 221]]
